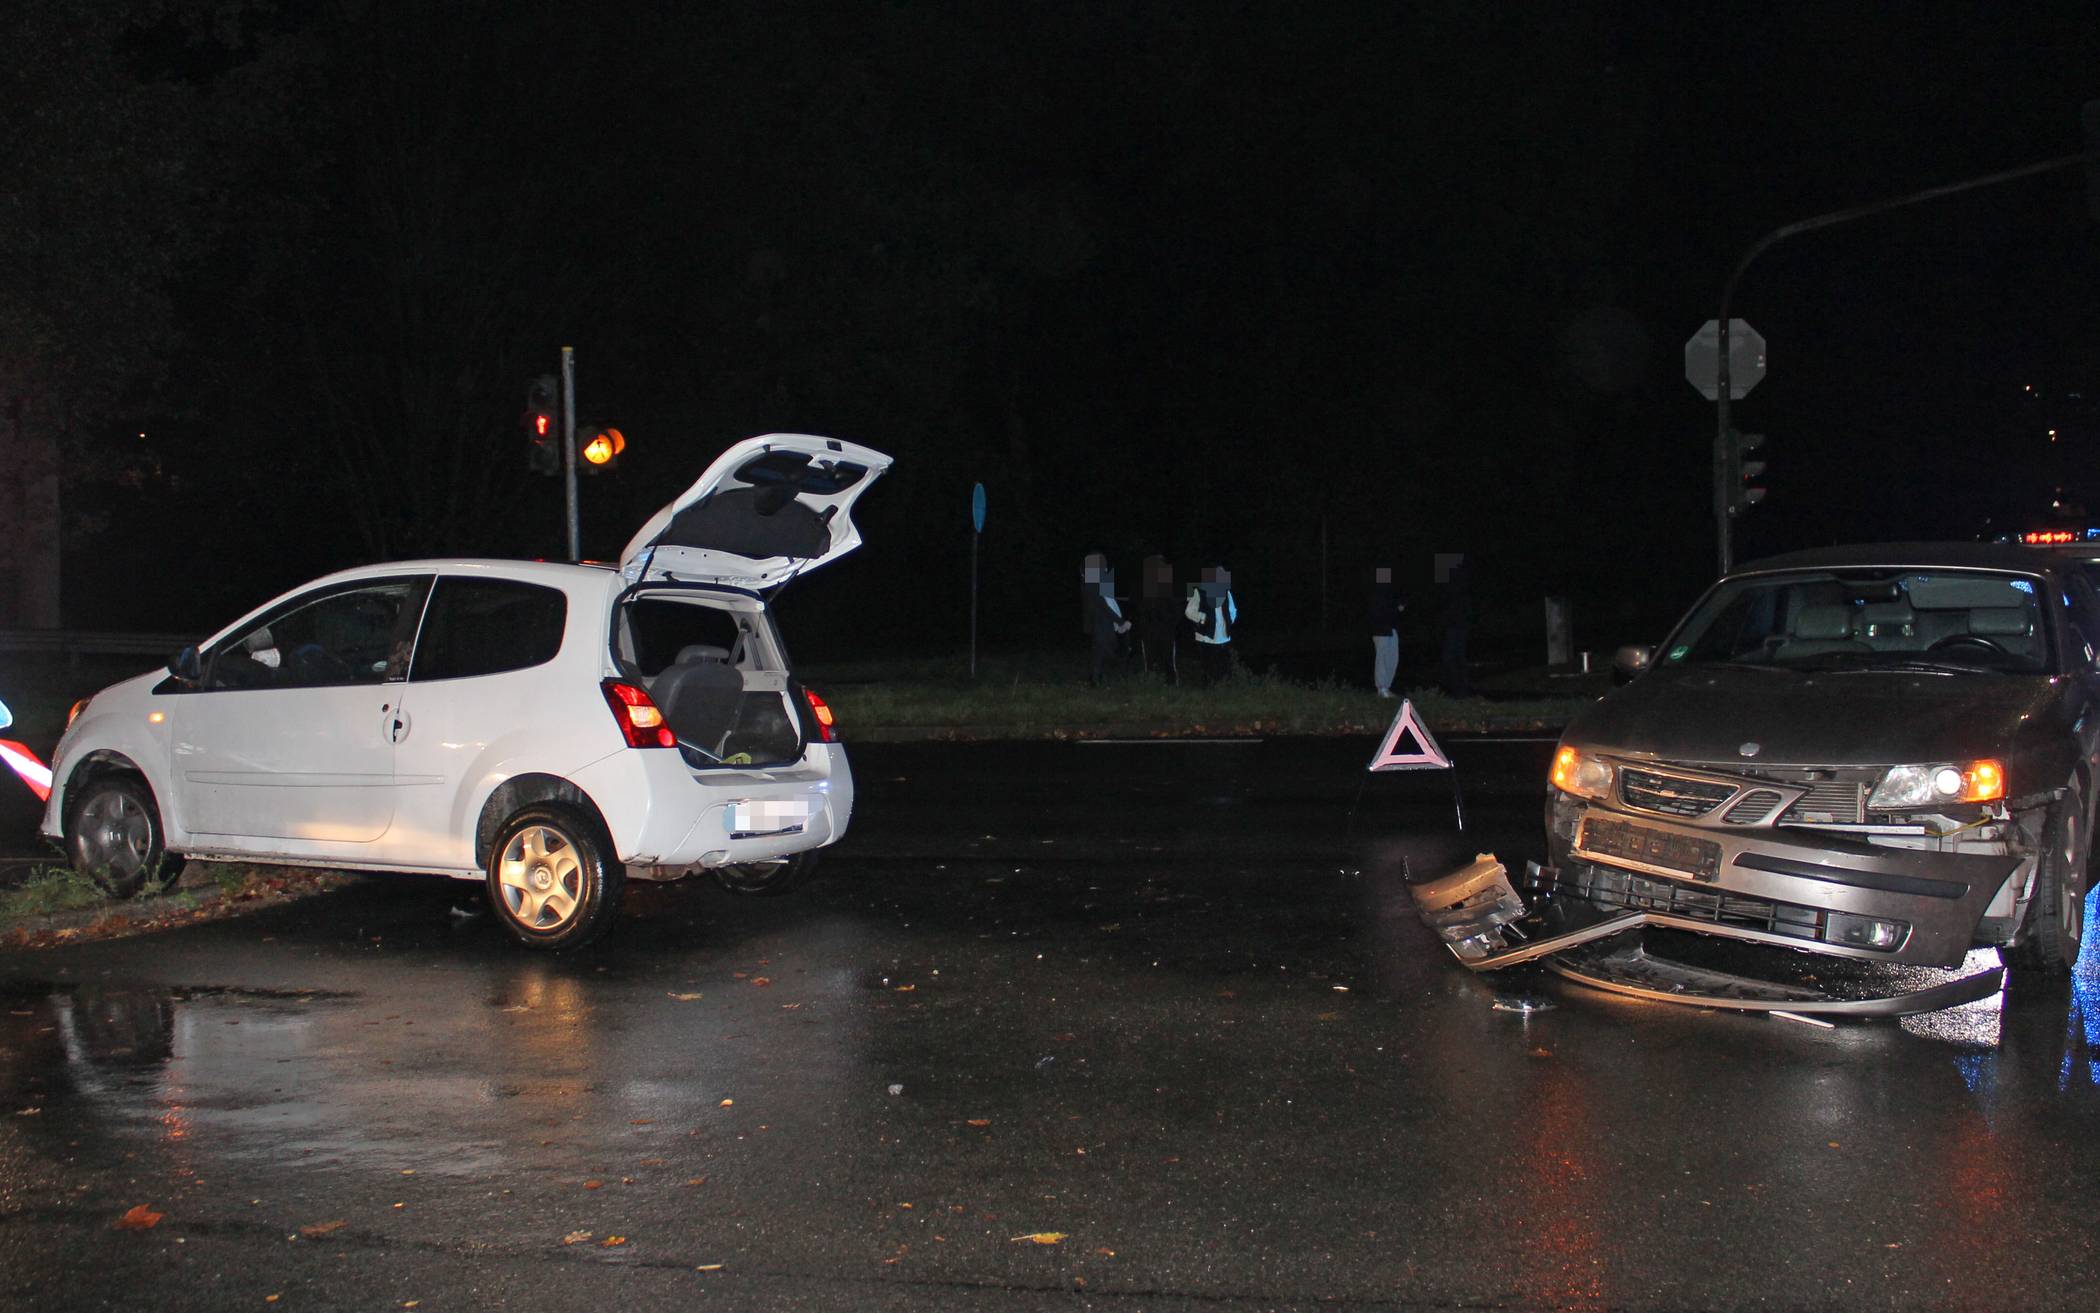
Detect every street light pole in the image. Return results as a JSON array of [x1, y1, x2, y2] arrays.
[[561, 346, 579, 562], [1712, 147, 2100, 576]]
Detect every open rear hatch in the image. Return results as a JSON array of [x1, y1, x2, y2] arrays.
[[620, 434, 893, 591]]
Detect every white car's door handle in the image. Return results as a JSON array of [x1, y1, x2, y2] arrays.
[[380, 704, 409, 744]]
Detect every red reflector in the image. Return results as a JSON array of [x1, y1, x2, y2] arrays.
[[601, 680, 676, 748], [803, 687, 836, 742]]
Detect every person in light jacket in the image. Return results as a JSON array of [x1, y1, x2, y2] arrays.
[[1368, 566, 1403, 698], [1185, 565, 1238, 685]]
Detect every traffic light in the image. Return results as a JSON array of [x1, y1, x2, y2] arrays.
[[579, 425, 626, 472], [1725, 428, 1767, 517], [524, 374, 559, 475]]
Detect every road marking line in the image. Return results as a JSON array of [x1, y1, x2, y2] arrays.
[[1076, 738, 1262, 746]]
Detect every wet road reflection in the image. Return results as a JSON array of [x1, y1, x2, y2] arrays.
[[3, 739, 2099, 1310]]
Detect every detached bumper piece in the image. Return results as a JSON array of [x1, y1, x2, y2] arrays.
[[1406, 856, 2004, 1017]]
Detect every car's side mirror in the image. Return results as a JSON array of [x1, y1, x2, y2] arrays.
[[168, 645, 203, 684], [1612, 644, 1654, 686]]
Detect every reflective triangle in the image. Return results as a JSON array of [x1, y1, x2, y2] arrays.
[[1366, 699, 1450, 772], [0, 739, 51, 802]]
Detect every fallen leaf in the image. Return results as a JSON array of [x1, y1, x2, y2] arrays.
[[299, 1219, 346, 1238], [695, 1263, 724, 1272], [1095, 1247, 1116, 1256], [966, 1119, 991, 1128], [683, 1177, 708, 1187], [1010, 1232, 1067, 1245], [115, 1205, 164, 1231], [628, 1119, 654, 1126], [780, 1002, 802, 1010], [638, 1158, 666, 1167], [266, 1296, 281, 1304], [399, 1169, 415, 1176], [583, 1180, 604, 1190], [668, 992, 701, 1001], [562, 1231, 592, 1246], [751, 977, 772, 987], [601, 1235, 627, 1248], [718, 1099, 733, 1108], [895, 984, 915, 992]]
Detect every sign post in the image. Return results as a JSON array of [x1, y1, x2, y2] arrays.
[[969, 482, 986, 679], [1685, 319, 1765, 575]]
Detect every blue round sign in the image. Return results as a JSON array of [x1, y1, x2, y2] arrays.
[[971, 482, 986, 534]]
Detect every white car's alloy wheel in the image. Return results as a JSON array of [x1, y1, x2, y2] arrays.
[[496, 825, 584, 930]]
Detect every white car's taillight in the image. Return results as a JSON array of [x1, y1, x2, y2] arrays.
[[802, 687, 837, 743], [601, 680, 676, 748]]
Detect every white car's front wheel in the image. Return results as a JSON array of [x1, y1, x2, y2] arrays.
[[65, 775, 177, 899], [485, 804, 624, 950]]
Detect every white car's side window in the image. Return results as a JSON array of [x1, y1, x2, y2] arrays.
[[205, 580, 426, 692]]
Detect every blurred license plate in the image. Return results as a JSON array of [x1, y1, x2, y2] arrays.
[[1578, 817, 1722, 883], [727, 798, 811, 839]]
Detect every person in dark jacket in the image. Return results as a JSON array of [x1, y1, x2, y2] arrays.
[[1368, 566, 1403, 698], [1436, 552, 1472, 697], [1137, 554, 1180, 683], [1082, 551, 1130, 686]]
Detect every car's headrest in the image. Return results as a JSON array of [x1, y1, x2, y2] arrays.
[[675, 644, 731, 665], [1791, 605, 1855, 640], [1969, 608, 2032, 637], [1859, 602, 1915, 637]]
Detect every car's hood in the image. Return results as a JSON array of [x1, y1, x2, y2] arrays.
[[619, 434, 893, 590], [1566, 665, 2066, 767]]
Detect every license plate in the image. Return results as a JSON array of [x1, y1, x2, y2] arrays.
[[1578, 816, 1722, 883], [726, 798, 811, 839]]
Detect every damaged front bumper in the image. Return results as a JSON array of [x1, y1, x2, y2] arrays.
[[1409, 854, 2005, 1017]]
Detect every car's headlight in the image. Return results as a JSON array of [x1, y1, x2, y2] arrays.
[[1868, 760, 2005, 808], [1550, 745, 1614, 800], [65, 697, 91, 730]]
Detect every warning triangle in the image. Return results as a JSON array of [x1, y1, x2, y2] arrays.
[[1366, 699, 1450, 773]]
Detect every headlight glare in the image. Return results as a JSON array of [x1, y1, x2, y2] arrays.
[[1550, 745, 1613, 800]]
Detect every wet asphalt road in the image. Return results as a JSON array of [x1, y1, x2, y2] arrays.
[[4, 738, 2100, 1312]]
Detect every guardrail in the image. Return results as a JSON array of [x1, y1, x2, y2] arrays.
[[0, 629, 196, 659]]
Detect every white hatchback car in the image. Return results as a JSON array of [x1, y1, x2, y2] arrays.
[[43, 434, 891, 949]]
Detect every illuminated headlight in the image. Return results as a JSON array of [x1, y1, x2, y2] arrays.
[[1867, 760, 2006, 808], [1550, 745, 1614, 800]]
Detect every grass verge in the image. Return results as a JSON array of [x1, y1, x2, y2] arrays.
[[815, 662, 1596, 739]]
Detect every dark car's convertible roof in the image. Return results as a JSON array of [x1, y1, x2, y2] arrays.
[[1733, 541, 2064, 578]]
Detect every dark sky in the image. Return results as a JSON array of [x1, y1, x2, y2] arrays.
[[54, 1, 2100, 658]]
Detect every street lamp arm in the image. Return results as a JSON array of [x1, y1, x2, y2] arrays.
[[1720, 148, 2100, 325]]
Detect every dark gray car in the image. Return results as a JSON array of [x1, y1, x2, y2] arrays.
[[1545, 542, 2097, 976]]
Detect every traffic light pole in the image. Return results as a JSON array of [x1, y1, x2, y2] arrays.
[[561, 346, 580, 562], [1713, 146, 2100, 576]]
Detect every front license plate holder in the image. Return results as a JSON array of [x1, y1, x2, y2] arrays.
[[1578, 816, 1722, 883]]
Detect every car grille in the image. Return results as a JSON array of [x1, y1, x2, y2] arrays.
[[1551, 863, 1823, 944], [1777, 779, 1867, 824], [1618, 767, 1735, 818], [1723, 789, 1786, 825]]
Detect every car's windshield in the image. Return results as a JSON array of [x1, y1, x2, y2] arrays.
[[1661, 567, 2054, 674]]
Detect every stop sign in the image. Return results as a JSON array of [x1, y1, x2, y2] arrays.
[[1684, 319, 1766, 401]]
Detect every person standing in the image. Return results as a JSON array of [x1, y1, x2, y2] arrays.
[[1137, 554, 1180, 683], [1185, 564, 1239, 685], [1368, 566, 1402, 698], [1082, 551, 1130, 686], [1436, 552, 1472, 697]]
